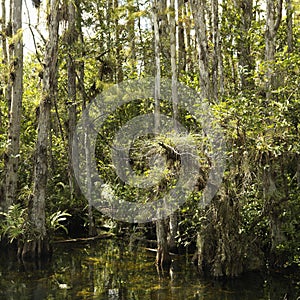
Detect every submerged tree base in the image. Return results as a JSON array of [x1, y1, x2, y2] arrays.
[[18, 239, 52, 261], [156, 247, 172, 270]]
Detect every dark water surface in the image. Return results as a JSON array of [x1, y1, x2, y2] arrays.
[[0, 239, 299, 300]]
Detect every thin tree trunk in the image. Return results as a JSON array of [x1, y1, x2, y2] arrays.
[[0, 0, 8, 204], [5, 0, 13, 115], [153, 1, 161, 131], [286, 0, 293, 52], [156, 218, 171, 269], [128, 0, 136, 65], [21, 0, 59, 259], [212, 0, 223, 99], [153, 0, 171, 269], [114, 0, 123, 83], [4, 0, 23, 211], [190, 0, 210, 101], [76, 8, 96, 237], [66, 0, 79, 200], [178, 0, 186, 74], [1, 0, 8, 73], [265, 0, 283, 98], [297, 154, 300, 188], [0, 0, 11, 118], [264, 0, 284, 262], [235, 0, 254, 89], [190, 0, 210, 273], [168, 0, 179, 253], [170, 0, 178, 130], [185, 2, 193, 73]]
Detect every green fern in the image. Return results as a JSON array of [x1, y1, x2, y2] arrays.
[[48, 210, 71, 234], [0, 204, 26, 243]]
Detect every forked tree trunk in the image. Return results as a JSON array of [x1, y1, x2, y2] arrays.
[[21, 0, 59, 260], [4, 0, 23, 211]]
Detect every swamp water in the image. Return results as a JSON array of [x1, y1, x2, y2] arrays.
[[0, 239, 299, 300]]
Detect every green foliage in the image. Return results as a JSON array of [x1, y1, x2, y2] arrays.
[[0, 204, 27, 243], [47, 210, 71, 235], [0, 0, 299, 278], [0, 205, 71, 242]]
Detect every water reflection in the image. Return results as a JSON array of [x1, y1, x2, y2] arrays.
[[0, 239, 298, 299]]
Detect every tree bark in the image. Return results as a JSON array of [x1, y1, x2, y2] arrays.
[[21, 0, 59, 259], [156, 219, 171, 269], [4, 0, 23, 211], [0, 0, 12, 122], [212, 0, 224, 98], [66, 0, 80, 200], [153, 0, 171, 269], [76, 7, 96, 237], [234, 0, 254, 89], [264, 0, 285, 265], [178, 0, 186, 74], [265, 0, 283, 98], [168, 0, 179, 253], [189, 0, 211, 273], [286, 0, 293, 52], [127, 0, 136, 64], [153, 0, 161, 131], [190, 0, 210, 101], [184, 2, 192, 73], [114, 0, 123, 83]]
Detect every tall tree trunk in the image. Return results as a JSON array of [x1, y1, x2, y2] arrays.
[[0, 0, 12, 120], [153, 0, 161, 131], [66, 0, 80, 200], [286, 0, 293, 52], [1, 0, 8, 74], [190, 0, 210, 101], [21, 0, 59, 259], [0, 0, 8, 204], [4, 0, 23, 211], [190, 0, 210, 273], [76, 6, 96, 237], [234, 0, 254, 89], [212, 0, 223, 99], [153, 0, 171, 270], [127, 0, 136, 71], [264, 0, 285, 266], [8, 0, 13, 111], [265, 0, 283, 98], [114, 0, 123, 83], [178, 0, 186, 74], [168, 0, 179, 253]]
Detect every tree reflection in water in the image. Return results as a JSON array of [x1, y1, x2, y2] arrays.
[[0, 239, 298, 299]]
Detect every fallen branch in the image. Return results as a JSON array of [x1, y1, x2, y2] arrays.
[[143, 247, 178, 256], [53, 233, 114, 244]]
